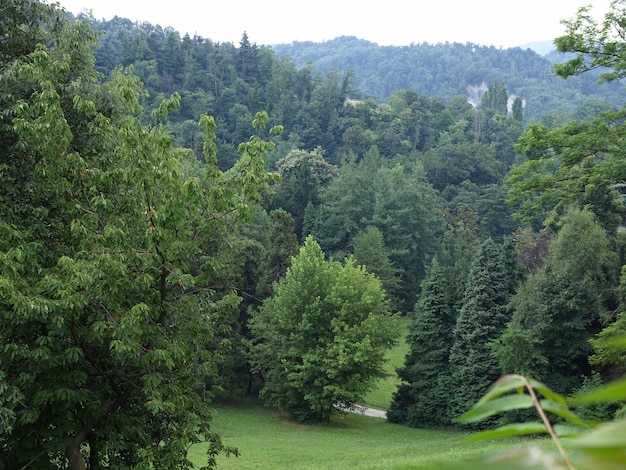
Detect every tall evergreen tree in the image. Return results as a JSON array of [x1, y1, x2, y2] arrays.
[[352, 226, 402, 312], [447, 238, 515, 423], [237, 31, 259, 84], [256, 209, 300, 298], [512, 96, 524, 122], [480, 80, 508, 115], [387, 257, 455, 426]]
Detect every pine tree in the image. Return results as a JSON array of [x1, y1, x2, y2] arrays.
[[388, 257, 455, 426], [447, 239, 514, 423]]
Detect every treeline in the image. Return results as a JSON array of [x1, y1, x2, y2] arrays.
[[80, 15, 626, 166]]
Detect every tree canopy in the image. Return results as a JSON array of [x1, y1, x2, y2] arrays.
[[0, 2, 279, 467], [249, 236, 399, 423]]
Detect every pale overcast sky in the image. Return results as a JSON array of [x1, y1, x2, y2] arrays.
[[54, 0, 611, 48]]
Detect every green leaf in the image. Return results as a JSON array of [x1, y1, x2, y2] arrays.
[[455, 394, 535, 424], [529, 380, 568, 407], [473, 375, 528, 405], [540, 399, 588, 428], [552, 424, 586, 438], [464, 422, 548, 442], [440, 446, 564, 470], [570, 378, 626, 405], [565, 419, 626, 451]]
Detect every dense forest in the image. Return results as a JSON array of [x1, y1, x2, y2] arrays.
[[2, 0, 626, 468], [273, 36, 626, 123]]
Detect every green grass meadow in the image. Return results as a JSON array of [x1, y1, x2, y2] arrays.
[[190, 317, 536, 469], [362, 316, 410, 410], [190, 401, 530, 469]]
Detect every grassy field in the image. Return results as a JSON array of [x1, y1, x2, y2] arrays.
[[362, 316, 410, 410], [189, 400, 534, 469], [188, 316, 542, 469]]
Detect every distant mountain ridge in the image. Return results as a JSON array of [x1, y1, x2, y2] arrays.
[[517, 40, 556, 56], [272, 36, 624, 122]]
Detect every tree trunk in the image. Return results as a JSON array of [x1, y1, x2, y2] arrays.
[[64, 393, 129, 469], [66, 438, 87, 470]]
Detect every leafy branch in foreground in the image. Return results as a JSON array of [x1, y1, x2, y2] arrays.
[[454, 374, 626, 470]]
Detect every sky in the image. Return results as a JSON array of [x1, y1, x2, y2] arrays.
[[54, 0, 612, 48]]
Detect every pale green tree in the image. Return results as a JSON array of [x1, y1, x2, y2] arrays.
[[249, 236, 399, 423], [272, 146, 337, 237]]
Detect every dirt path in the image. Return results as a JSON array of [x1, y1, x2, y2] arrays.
[[336, 403, 387, 419]]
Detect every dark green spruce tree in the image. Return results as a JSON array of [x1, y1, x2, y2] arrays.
[[446, 238, 517, 423], [387, 257, 455, 426]]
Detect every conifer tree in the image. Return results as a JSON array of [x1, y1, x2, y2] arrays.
[[387, 257, 455, 426], [481, 80, 508, 115], [447, 239, 514, 422], [352, 226, 402, 312]]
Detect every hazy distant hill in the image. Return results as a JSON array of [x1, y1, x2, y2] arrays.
[[518, 40, 556, 56], [272, 36, 625, 122]]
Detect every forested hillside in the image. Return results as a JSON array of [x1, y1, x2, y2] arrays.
[[3, 1, 626, 467], [273, 36, 626, 122]]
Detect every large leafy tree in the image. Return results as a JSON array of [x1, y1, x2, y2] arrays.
[[249, 236, 399, 423], [271, 146, 337, 238], [506, 1, 626, 230], [0, 2, 279, 467], [493, 207, 616, 393]]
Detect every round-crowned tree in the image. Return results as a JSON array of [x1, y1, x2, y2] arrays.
[[249, 236, 399, 423]]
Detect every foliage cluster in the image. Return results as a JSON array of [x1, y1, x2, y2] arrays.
[[249, 237, 399, 423], [389, 8, 626, 470], [0, 1, 281, 467]]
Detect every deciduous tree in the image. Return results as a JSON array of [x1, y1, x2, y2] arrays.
[[506, 1, 626, 230], [0, 3, 280, 467], [249, 236, 399, 423], [492, 207, 616, 393]]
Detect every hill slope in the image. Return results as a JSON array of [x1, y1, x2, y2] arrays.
[[273, 36, 626, 122]]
